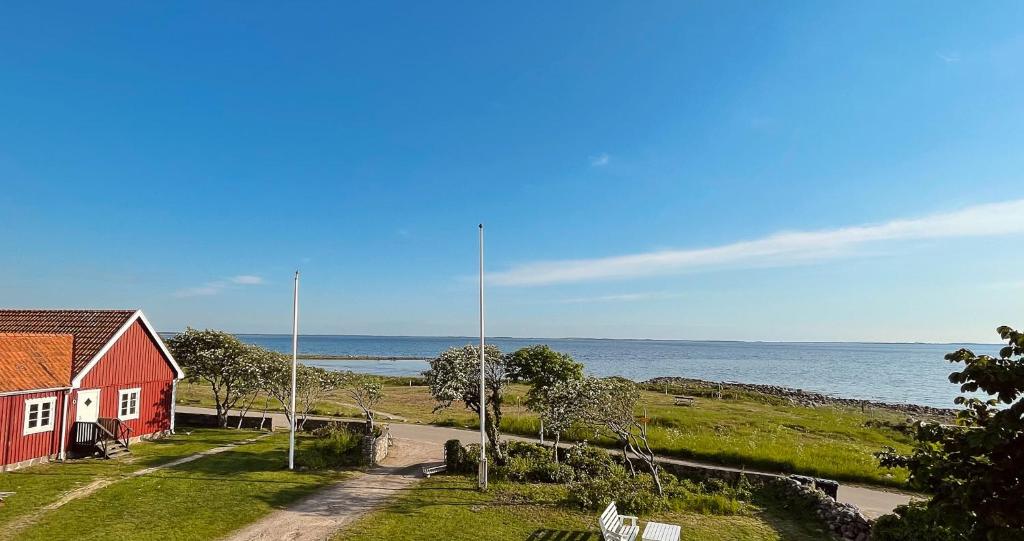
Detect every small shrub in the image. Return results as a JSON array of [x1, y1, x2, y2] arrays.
[[444, 439, 466, 472], [872, 502, 958, 541], [296, 426, 363, 469], [562, 442, 616, 479], [567, 464, 667, 514]]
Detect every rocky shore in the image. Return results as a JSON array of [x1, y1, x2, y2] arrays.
[[645, 376, 956, 417]]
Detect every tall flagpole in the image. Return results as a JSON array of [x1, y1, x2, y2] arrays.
[[288, 270, 300, 470], [478, 224, 488, 491]]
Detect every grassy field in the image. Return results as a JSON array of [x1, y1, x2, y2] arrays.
[[179, 377, 916, 486], [335, 474, 829, 541], [1, 429, 351, 541], [0, 429, 258, 531]]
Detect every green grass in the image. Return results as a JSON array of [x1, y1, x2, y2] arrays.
[[335, 474, 829, 541], [0, 429, 258, 530], [179, 378, 919, 486], [12, 432, 349, 541]]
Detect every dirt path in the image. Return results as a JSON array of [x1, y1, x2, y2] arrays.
[[222, 438, 439, 541], [1, 434, 270, 539]]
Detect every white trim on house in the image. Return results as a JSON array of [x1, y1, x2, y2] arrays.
[[23, 396, 58, 435], [70, 310, 185, 388], [0, 386, 70, 398], [118, 387, 141, 421]]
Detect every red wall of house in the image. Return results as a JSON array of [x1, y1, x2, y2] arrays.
[[73, 321, 176, 438], [0, 389, 67, 468]]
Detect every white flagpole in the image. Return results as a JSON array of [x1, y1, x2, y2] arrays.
[[288, 270, 300, 470], [478, 224, 488, 491]]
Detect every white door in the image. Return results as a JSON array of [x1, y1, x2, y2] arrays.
[[77, 389, 100, 423]]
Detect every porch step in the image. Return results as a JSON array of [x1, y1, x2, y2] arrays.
[[99, 441, 131, 460]]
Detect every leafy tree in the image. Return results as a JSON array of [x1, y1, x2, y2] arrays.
[[424, 344, 508, 461], [581, 377, 664, 495], [234, 345, 279, 429], [263, 357, 339, 430], [506, 345, 585, 447], [537, 377, 593, 462], [166, 328, 251, 428], [506, 345, 584, 408], [877, 325, 1024, 541], [338, 371, 384, 433]]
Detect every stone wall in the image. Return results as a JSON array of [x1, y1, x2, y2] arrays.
[[775, 476, 874, 541], [645, 376, 955, 417], [362, 425, 390, 466]]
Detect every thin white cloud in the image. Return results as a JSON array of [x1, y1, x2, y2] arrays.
[[489, 199, 1024, 286], [175, 275, 265, 297], [555, 292, 685, 304], [937, 52, 961, 63], [590, 153, 610, 167]]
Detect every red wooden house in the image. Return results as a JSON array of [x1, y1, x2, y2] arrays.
[[0, 310, 184, 471]]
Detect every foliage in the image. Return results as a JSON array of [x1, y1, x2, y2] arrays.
[[567, 463, 667, 514], [579, 377, 665, 495], [505, 345, 584, 409], [166, 328, 255, 427], [444, 439, 466, 473], [492, 442, 573, 483], [424, 344, 508, 460], [873, 502, 957, 541], [337, 371, 384, 432], [562, 441, 616, 479], [263, 357, 340, 429], [877, 325, 1024, 540], [535, 377, 593, 462], [296, 425, 363, 469]]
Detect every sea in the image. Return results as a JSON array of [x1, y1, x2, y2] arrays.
[[231, 335, 1001, 409]]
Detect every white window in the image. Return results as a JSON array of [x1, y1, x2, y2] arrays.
[[118, 388, 141, 421], [23, 397, 57, 435]]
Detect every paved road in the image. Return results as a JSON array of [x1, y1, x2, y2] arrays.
[[179, 406, 920, 519]]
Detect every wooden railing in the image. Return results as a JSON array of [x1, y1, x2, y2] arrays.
[[96, 417, 132, 450], [72, 418, 132, 457]]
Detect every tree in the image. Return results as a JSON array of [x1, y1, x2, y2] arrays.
[[424, 344, 508, 461], [234, 345, 278, 429], [262, 356, 338, 430], [582, 377, 664, 496], [506, 345, 584, 409], [338, 371, 383, 433], [506, 345, 585, 448], [536, 377, 593, 462], [166, 328, 251, 428], [877, 325, 1024, 541]]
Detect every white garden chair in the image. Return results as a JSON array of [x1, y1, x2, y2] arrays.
[[599, 501, 639, 541]]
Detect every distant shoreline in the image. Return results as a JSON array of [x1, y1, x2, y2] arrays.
[[299, 354, 428, 361]]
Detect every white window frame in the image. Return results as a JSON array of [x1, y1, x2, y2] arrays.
[[118, 388, 141, 421], [23, 397, 57, 435]]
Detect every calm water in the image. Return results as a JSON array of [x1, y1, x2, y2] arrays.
[[234, 334, 999, 409]]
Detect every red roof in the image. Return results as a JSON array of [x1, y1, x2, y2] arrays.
[[0, 310, 136, 376], [0, 333, 73, 393]]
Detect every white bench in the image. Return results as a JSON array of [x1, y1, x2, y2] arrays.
[[599, 502, 639, 541], [421, 464, 446, 478], [642, 521, 681, 541]]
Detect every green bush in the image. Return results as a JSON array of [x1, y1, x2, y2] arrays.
[[444, 439, 466, 472], [562, 442, 616, 479], [296, 426, 363, 469], [873, 502, 959, 541], [567, 464, 667, 514]]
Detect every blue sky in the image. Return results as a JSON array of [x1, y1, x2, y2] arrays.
[[1, 2, 1022, 342]]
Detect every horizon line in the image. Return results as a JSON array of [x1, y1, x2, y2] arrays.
[[156, 330, 1001, 347]]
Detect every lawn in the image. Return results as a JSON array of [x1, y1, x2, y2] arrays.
[[334, 474, 830, 541], [3, 430, 351, 541], [0, 429, 258, 530], [180, 376, 916, 486]]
